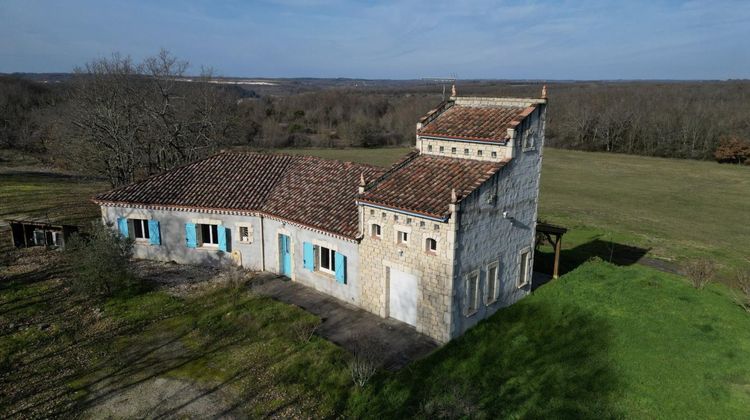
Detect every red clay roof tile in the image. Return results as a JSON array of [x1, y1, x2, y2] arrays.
[[94, 152, 386, 238], [418, 105, 533, 142]]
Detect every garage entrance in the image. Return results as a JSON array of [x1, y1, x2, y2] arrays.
[[388, 268, 418, 327]]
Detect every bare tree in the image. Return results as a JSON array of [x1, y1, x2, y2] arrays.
[[65, 50, 236, 187]]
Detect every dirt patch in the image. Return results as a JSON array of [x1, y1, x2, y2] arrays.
[[83, 377, 240, 419], [132, 260, 254, 297]]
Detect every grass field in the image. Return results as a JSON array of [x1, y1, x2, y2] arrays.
[[349, 260, 750, 418]]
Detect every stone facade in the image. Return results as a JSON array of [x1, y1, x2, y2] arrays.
[[451, 104, 545, 336], [357, 205, 457, 342], [415, 136, 512, 162]]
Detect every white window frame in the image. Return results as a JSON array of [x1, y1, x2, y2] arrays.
[[199, 223, 219, 247], [485, 261, 500, 305], [371, 223, 382, 239], [425, 237, 437, 255], [318, 245, 336, 275], [465, 270, 480, 316], [518, 247, 531, 288], [237, 224, 252, 244], [396, 230, 409, 246], [131, 218, 150, 241]]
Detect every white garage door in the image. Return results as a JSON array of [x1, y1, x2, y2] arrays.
[[389, 269, 418, 327]]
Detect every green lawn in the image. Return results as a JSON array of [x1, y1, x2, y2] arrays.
[[348, 260, 750, 418], [0, 252, 352, 417]]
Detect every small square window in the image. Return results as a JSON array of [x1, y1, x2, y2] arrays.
[[433, 224, 440, 231], [425, 237, 437, 254], [464, 148, 469, 155], [238, 225, 252, 243], [427, 145, 433, 152], [439, 146, 445, 153], [131, 219, 150, 240], [477, 150, 483, 156], [451, 147, 457, 154], [491, 151, 497, 158], [419, 221, 426, 228], [394, 215, 398, 221], [381, 212, 386, 219], [397, 230, 409, 245], [370, 209, 375, 216], [406, 217, 412, 225], [319, 246, 336, 275]]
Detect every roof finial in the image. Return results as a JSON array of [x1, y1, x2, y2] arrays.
[[541, 84, 547, 99], [359, 172, 366, 187], [451, 83, 457, 97], [451, 188, 458, 203]]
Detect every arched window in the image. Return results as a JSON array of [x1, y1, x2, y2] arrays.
[[426, 237, 437, 254]]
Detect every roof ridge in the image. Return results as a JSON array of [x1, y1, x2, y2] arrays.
[[362, 149, 420, 191], [225, 150, 386, 171]]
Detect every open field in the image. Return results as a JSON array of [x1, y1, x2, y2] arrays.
[[2, 147, 750, 417]]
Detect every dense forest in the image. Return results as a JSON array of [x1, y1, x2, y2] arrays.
[[2, 52, 749, 185]]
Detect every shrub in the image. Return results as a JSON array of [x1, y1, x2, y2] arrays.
[[714, 136, 750, 164], [684, 258, 716, 289], [292, 318, 320, 343], [65, 222, 134, 296], [734, 269, 750, 313], [349, 335, 383, 387]]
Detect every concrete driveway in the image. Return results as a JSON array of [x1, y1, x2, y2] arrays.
[[250, 273, 438, 371]]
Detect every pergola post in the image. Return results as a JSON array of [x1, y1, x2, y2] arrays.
[[553, 235, 562, 279]]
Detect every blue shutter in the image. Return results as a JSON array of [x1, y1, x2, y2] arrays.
[[148, 220, 161, 245], [117, 217, 129, 237], [217, 225, 227, 252], [303, 242, 314, 271], [335, 253, 347, 284], [185, 223, 197, 248]]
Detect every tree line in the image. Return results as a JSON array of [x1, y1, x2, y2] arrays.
[[1, 51, 749, 187]]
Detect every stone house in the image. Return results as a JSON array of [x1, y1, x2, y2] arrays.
[[94, 90, 547, 343]]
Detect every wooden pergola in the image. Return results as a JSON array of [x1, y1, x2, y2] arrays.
[[536, 221, 568, 279]]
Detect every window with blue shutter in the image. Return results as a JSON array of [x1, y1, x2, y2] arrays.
[[148, 220, 161, 245], [303, 242, 314, 271], [335, 253, 347, 284], [185, 223, 197, 248], [217, 225, 227, 252], [117, 217, 129, 237]]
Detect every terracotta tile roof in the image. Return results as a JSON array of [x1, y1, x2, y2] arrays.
[[418, 104, 535, 142], [94, 152, 386, 238], [359, 151, 506, 219]]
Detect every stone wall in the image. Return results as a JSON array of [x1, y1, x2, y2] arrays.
[[101, 206, 263, 268], [358, 205, 457, 342], [415, 136, 512, 162], [101, 207, 361, 305], [451, 104, 546, 337], [261, 217, 361, 305]]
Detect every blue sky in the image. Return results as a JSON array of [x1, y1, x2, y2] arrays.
[[1, 0, 748, 79]]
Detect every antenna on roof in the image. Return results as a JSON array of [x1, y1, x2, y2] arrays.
[[421, 74, 457, 101]]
